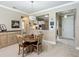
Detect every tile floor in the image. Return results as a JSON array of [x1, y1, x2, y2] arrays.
[[0, 41, 79, 57]]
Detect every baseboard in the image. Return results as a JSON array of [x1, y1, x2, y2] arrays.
[[75, 47, 79, 50], [43, 40, 56, 45]]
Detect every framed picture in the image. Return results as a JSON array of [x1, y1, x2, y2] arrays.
[[11, 20, 20, 28]]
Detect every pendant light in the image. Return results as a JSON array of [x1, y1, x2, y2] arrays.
[[29, 1, 36, 20]]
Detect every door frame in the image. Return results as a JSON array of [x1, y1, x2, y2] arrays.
[[56, 9, 76, 40]]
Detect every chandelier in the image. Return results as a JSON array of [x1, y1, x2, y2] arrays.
[[29, 1, 36, 20]]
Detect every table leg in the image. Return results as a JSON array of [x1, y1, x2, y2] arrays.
[[22, 47, 24, 57]]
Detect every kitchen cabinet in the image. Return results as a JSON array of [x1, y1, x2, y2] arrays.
[[0, 31, 21, 48]]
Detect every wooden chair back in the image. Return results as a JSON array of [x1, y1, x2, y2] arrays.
[[16, 35, 24, 44], [37, 34, 43, 45]]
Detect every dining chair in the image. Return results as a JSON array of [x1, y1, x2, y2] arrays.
[[32, 34, 43, 55], [23, 35, 34, 52], [16, 35, 30, 57]]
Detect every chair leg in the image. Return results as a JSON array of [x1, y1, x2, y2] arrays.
[[25, 47, 28, 54], [37, 45, 39, 55], [22, 47, 24, 57], [40, 45, 42, 52], [30, 45, 33, 53], [37, 45, 42, 55], [18, 45, 20, 55]]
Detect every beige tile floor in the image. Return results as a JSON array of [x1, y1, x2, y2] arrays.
[[0, 41, 79, 57]]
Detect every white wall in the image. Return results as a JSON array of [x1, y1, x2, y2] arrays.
[[0, 7, 27, 31], [31, 2, 79, 47]]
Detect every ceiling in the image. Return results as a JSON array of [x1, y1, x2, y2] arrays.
[[0, 1, 72, 14]]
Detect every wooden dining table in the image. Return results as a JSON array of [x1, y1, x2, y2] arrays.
[[22, 34, 38, 52], [23, 34, 38, 42]]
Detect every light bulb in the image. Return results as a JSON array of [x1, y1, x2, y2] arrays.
[[64, 15, 67, 18]]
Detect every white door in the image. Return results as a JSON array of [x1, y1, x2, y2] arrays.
[[62, 15, 74, 39]]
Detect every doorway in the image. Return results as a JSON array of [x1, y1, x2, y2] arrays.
[[21, 16, 29, 34], [56, 9, 76, 46]]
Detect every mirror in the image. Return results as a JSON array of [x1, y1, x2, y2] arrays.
[[29, 14, 49, 30], [35, 14, 49, 30]]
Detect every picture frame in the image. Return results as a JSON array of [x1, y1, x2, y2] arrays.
[[11, 20, 20, 28]]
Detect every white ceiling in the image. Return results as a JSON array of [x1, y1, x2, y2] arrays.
[[0, 1, 72, 14]]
